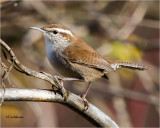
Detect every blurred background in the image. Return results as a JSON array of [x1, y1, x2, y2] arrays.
[[0, 0, 159, 127]]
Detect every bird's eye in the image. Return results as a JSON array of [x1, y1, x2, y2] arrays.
[[53, 30, 58, 34]]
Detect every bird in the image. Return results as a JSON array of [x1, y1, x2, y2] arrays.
[[30, 24, 147, 108]]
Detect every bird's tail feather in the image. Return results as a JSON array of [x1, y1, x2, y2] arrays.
[[105, 57, 148, 70]]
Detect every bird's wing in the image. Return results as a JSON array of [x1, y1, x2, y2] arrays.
[[62, 39, 113, 73]]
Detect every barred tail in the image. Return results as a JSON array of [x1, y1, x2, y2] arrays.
[[105, 57, 148, 70]]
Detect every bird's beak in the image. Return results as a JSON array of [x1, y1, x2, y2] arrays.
[[30, 27, 45, 33]]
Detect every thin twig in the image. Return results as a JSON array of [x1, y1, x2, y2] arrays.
[[1, 0, 21, 10], [116, 2, 148, 40], [0, 39, 59, 89], [0, 58, 8, 105], [92, 82, 159, 106]]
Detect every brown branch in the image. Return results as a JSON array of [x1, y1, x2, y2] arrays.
[[92, 82, 159, 106], [0, 39, 119, 127], [1, 0, 21, 10], [116, 2, 148, 40]]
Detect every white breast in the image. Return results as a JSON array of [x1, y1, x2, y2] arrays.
[[43, 35, 78, 77]]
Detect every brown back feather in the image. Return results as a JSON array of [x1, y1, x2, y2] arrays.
[[63, 39, 113, 73]]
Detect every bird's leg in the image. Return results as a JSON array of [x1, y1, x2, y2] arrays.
[[53, 75, 81, 89], [52, 75, 82, 97], [81, 82, 92, 110]]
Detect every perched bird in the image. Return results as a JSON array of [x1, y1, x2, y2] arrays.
[[31, 24, 147, 107]]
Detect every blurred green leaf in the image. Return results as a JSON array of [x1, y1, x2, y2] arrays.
[[108, 41, 143, 80], [109, 41, 143, 61]]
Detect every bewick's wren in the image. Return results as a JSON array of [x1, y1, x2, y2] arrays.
[[30, 24, 147, 106]]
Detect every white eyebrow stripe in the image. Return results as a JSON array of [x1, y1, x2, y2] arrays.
[[46, 28, 74, 36], [55, 28, 74, 36]]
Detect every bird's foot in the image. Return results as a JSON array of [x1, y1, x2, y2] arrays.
[[52, 75, 65, 97], [40, 72, 64, 97], [52, 84, 64, 97], [81, 94, 89, 110]]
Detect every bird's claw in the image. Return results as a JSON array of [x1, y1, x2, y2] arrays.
[[81, 95, 89, 110], [52, 75, 65, 97], [52, 85, 64, 97]]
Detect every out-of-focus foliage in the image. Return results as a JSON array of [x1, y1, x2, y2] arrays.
[[108, 41, 143, 80], [1, 1, 159, 127], [109, 41, 143, 61]]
